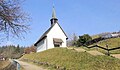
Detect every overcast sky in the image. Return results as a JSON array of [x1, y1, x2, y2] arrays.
[[1, 0, 120, 46]]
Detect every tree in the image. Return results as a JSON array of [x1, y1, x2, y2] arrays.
[[15, 44, 20, 53], [67, 33, 78, 47], [24, 45, 36, 54], [72, 33, 78, 46], [0, 0, 29, 40], [24, 47, 30, 54], [0, 45, 25, 58], [29, 45, 36, 53], [76, 34, 92, 47]]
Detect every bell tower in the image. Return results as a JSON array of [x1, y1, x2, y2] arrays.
[[50, 6, 58, 26]]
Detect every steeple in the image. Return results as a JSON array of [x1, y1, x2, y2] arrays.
[[52, 6, 57, 19], [50, 6, 58, 26]]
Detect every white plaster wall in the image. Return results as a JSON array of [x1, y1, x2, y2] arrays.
[[37, 38, 47, 52], [47, 23, 67, 49]]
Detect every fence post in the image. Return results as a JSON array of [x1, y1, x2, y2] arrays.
[[96, 44, 98, 51], [106, 44, 110, 56]]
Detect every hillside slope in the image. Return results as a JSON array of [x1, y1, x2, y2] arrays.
[[94, 38, 120, 48], [21, 48, 120, 70], [86, 38, 120, 54]]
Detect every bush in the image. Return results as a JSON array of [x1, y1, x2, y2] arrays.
[[76, 34, 92, 47]]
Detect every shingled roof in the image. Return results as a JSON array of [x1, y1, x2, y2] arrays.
[[34, 22, 68, 46]]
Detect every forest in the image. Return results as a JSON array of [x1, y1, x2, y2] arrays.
[[0, 45, 36, 59]]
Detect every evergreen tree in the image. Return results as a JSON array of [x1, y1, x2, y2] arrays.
[[15, 44, 20, 53], [77, 34, 92, 47]]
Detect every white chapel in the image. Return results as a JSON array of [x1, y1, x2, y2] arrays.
[[34, 7, 68, 52]]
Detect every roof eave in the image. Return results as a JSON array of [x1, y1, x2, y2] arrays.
[[34, 36, 47, 46]]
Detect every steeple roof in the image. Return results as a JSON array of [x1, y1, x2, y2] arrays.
[[52, 6, 57, 19]]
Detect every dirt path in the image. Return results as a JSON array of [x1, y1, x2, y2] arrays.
[[74, 48, 86, 52], [87, 50, 104, 56], [111, 54, 120, 59], [67, 47, 104, 56], [16, 60, 47, 70]]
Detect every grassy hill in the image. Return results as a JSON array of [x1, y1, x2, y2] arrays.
[[91, 38, 120, 48], [87, 38, 120, 54], [21, 48, 120, 70]]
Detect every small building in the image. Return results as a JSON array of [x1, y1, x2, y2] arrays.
[[111, 33, 120, 37], [101, 33, 112, 38], [34, 7, 68, 52]]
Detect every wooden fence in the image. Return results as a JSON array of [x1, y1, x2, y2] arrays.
[[85, 37, 120, 46], [86, 45, 120, 56]]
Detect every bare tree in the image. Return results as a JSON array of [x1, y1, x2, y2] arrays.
[[67, 33, 78, 47], [0, 0, 29, 40]]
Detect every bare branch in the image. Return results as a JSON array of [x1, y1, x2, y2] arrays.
[[0, 0, 29, 40]]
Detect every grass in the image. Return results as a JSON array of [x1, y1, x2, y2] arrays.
[[96, 38, 120, 49], [21, 48, 120, 70], [91, 35, 100, 39], [86, 38, 120, 54], [0, 60, 10, 69]]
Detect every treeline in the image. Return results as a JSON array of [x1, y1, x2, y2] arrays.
[[0, 45, 36, 59], [0, 45, 25, 59]]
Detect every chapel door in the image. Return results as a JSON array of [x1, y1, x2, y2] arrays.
[[54, 44, 60, 47]]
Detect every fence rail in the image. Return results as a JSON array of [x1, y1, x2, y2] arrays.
[[86, 45, 120, 56]]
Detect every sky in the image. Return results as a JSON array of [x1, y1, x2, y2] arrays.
[[1, 0, 120, 46]]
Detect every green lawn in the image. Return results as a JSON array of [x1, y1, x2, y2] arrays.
[[21, 48, 120, 70]]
